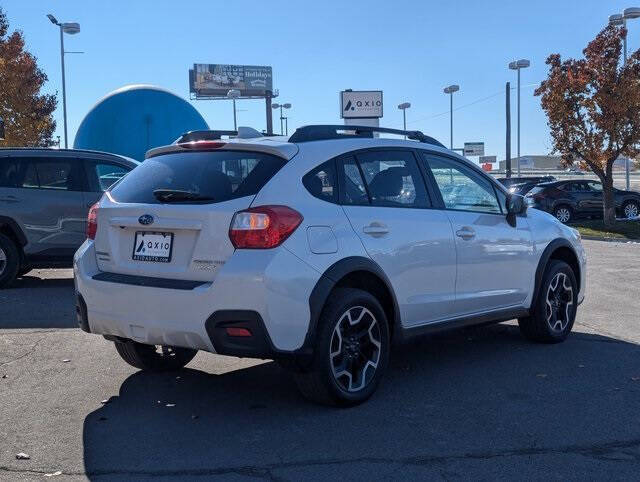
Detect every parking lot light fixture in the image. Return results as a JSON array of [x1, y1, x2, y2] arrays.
[[227, 89, 241, 130], [271, 102, 291, 135], [443, 85, 459, 149], [397, 102, 411, 138], [47, 14, 80, 149]]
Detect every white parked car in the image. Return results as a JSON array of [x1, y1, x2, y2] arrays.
[[74, 125, 586, 406]]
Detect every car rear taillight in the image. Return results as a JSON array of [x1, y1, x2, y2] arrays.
[[178, 141, 226, 149], [87, 203, 99, 240], [229, 205, 303, 249]]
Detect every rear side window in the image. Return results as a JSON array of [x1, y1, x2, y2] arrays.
[[302, 160, 337, 203], [109, 150, 286, 204], [13, 158, 84, 191], [0, 159, 18, 187], [86, 162, 131, 192], [355, 150, 429, 208]]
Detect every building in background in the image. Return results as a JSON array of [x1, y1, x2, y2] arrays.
[[498, 155, 563, 171], [74, 85, 208, 160]]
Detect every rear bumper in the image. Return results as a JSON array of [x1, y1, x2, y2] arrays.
[[73, 240, 321, 355]]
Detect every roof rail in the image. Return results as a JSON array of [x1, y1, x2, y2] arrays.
[[175, 130, 237, 143], [288, 125, 445, 148]]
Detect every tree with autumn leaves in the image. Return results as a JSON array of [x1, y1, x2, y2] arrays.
[[536, 25, 640, 226], [0, 7, 57, 147]]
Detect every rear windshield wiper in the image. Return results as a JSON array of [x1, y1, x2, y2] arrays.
[[153, 189, 216, 202]]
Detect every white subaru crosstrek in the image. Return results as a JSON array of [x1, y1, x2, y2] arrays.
[[74, 125, 586, 406]]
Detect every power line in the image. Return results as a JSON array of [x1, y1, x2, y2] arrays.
[[407, 82, 539, 125]]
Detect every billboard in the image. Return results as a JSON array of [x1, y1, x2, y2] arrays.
[[341, 91, 383, 119], [190, 64, 273, 97]]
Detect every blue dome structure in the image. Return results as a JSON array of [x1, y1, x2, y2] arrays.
[[74, 85, 209, 161]]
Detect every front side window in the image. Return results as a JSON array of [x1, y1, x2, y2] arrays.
[[354, 150, 430, 208], [424, 155, 502, 214], [109, 150, 285, 204]]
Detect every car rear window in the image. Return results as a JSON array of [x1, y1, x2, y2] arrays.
[[528, 186, 546, 195], [109, 150, 286, 204]]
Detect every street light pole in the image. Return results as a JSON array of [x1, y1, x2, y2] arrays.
[[443, 85, 459, 150], [610, 9, 640, 190], [59, 25, 67, 148], [397, 102, 411, 139], [227, 89, 241, 131], [509, 59, 530, 177], [47, 15, 80, 149]]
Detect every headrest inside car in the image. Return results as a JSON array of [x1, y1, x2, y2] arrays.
[[368, 167, 405, 198]]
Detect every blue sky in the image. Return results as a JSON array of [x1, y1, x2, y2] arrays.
[[2, 0, 636, 161]]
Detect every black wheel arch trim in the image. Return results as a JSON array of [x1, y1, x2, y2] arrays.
[[305, 256, 402, 354], [0, 216, 27, 246], [531, 238, 579, 311]]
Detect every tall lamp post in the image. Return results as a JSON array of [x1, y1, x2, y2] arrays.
[[508, 59, 530, 177], [443, 85, 459, 150], [397, 102, 411, 138], [271, 103, 291, 135], [610, 7, 640, 190], [227, 89, 241, 130], [47, 14, 80, 149]]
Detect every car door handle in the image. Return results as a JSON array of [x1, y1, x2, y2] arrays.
[[363, 222, 389, 237], [456, 227, 476, 240]]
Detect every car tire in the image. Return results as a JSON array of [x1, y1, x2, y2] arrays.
[[518, 260, 578, 343], [0, 233, 20, 289], [114, 340, 198, 371], [623, 200, 639, 219], [553, 205, 572, 224], [291, 288, 390, 407]]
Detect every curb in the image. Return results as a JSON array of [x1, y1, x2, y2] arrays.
[[580, 235, 640, 243]]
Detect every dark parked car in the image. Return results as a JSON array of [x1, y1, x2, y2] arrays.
[[525, 179, 640, 223], [0, 148, 138, 287], [497, 175, 556, 189]]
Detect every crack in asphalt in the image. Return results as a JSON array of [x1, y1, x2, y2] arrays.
[[1, 437, 638, 479], [0, 329, 73, 335], [0, 337, 45, 367]]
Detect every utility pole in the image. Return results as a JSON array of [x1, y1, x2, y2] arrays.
[[506, 82, 512, 179], [265, 90, 273, 135]]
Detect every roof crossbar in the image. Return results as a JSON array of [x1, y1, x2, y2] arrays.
[[288, 125, 445, 148]]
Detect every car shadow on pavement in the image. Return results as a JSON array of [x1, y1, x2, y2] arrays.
[[82, 323, 640, 480]]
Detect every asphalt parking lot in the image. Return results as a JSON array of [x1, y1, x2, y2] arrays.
[[1, 240, 639, 481]]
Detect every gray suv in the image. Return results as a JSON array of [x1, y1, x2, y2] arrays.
[[0, 148, 138, 287]]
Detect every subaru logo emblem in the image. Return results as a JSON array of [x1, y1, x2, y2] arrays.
[[138, 214, 154, 226]]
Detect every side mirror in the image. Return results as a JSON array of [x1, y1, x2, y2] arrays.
[[507, 193, 527, 216]]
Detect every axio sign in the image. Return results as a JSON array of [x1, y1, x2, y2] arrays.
[[341, 91, 383, 119]]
